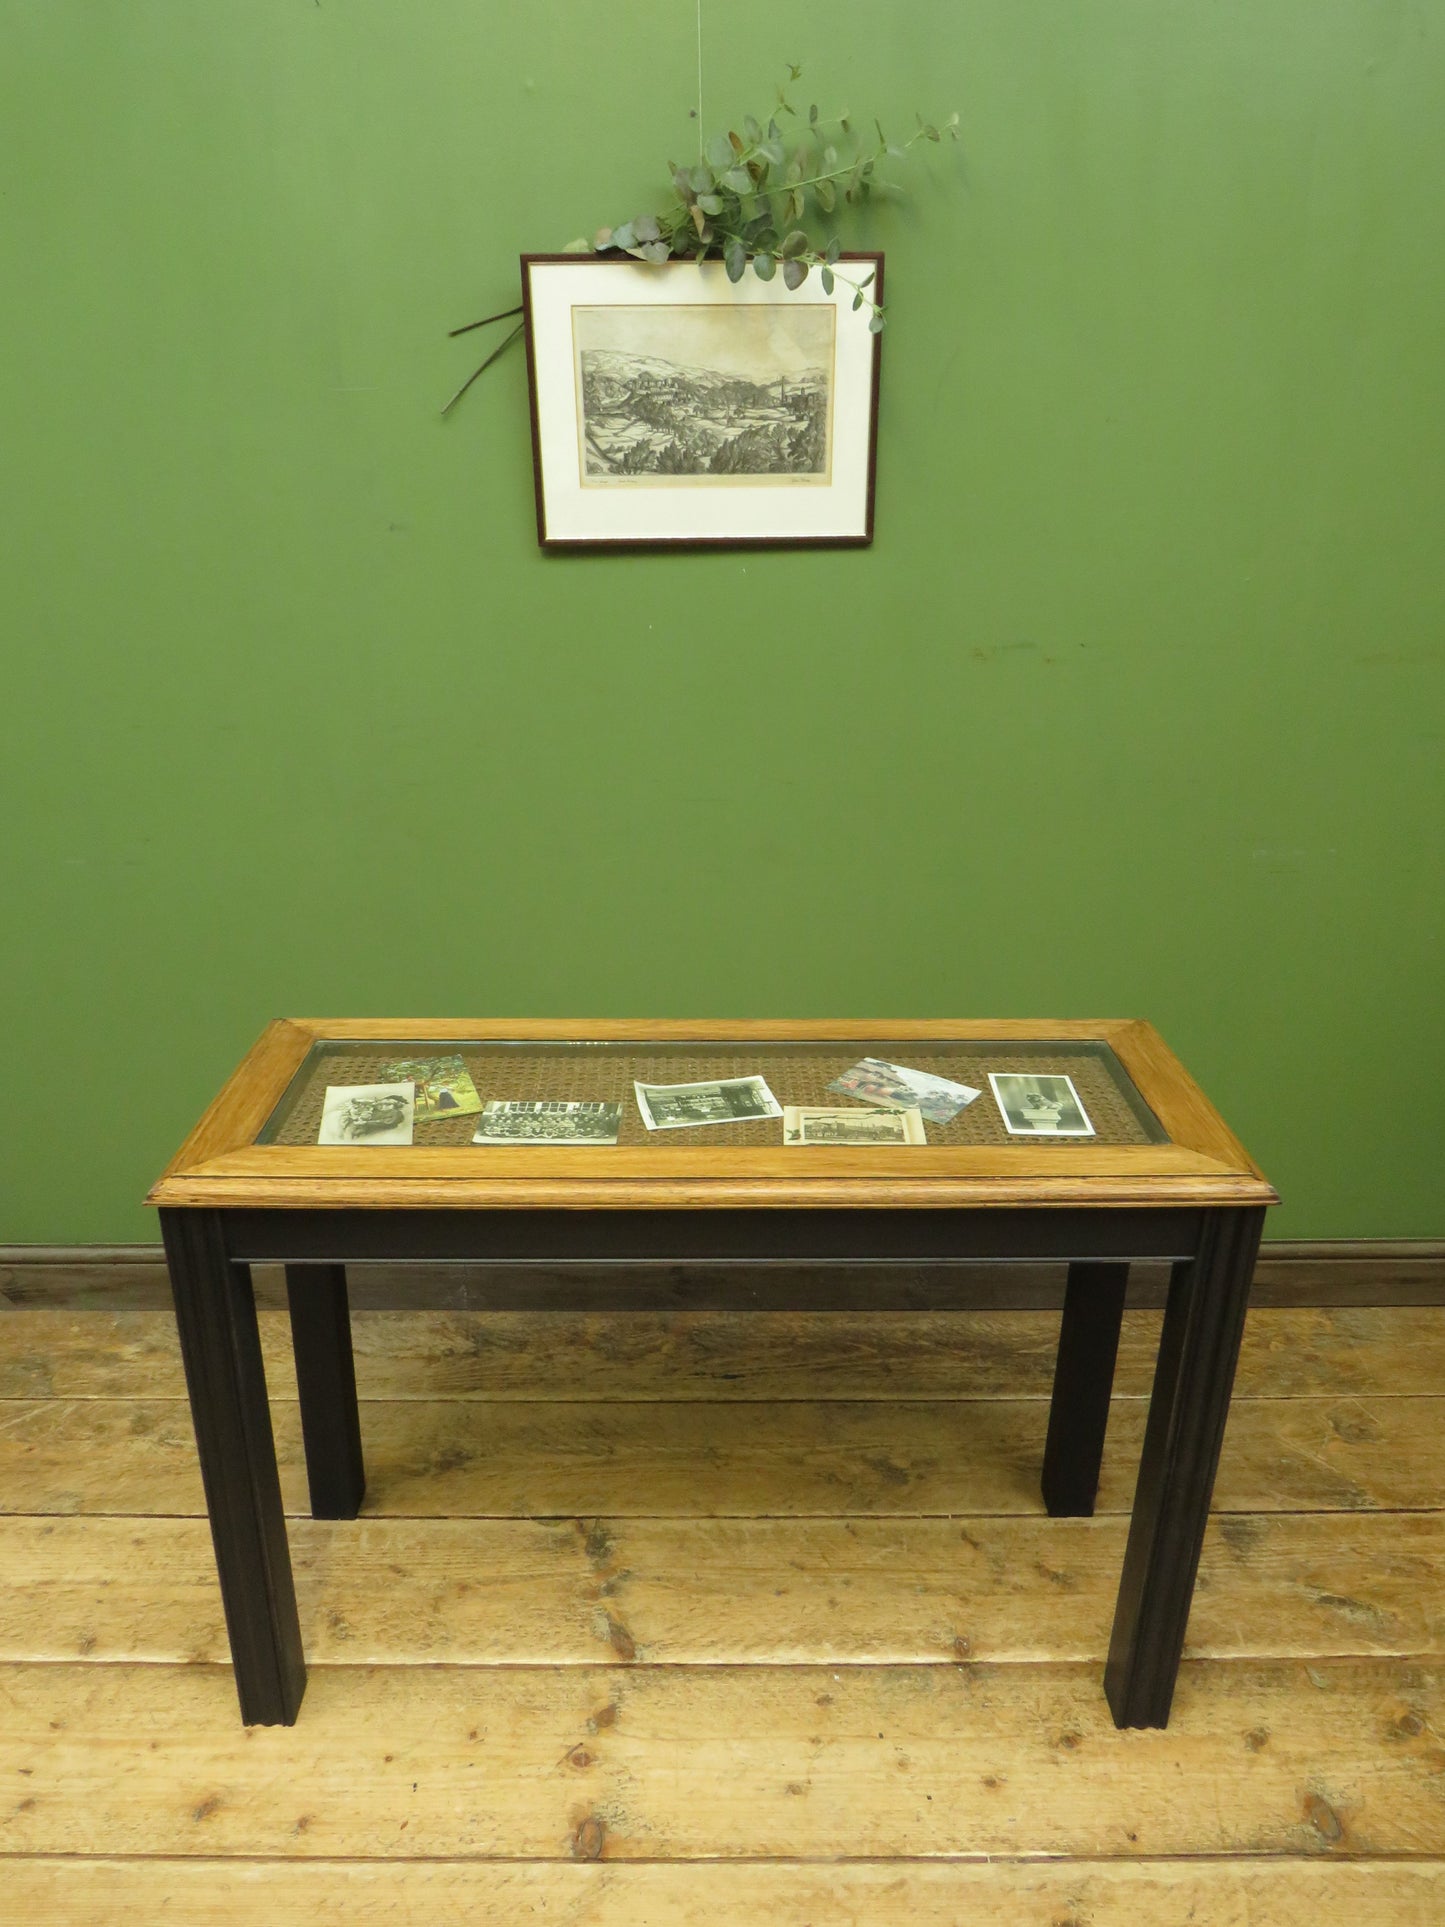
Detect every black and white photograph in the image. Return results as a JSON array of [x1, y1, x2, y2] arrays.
[[522, 255, 882, 548], [783, 1105, 926, 1145], [317, 1082, 415, 1146], [472, 1100, 622, 1144], [575, 302, 834, 484], [634, 1073, 782, 1130], [988, 1072, 1095, 1138]]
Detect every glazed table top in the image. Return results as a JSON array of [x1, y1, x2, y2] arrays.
[[147, 1019, 1276, 1213]]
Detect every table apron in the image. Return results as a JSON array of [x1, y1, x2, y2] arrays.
[[221, 1206, 1206, 1267]]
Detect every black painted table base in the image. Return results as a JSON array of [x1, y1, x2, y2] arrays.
[[158, 1202, 1265, 1730]]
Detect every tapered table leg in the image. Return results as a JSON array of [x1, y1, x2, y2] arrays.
[[159, 1208, 305, 1725], [1104, 1207, 1265, 1728], [286, 1263, 366, 1519], [1041, 1261, 1129, 1516]]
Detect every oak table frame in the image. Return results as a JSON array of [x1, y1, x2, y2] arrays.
[[147, 1018, 1277, 1730]]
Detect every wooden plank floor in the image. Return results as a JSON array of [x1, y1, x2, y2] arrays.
[[1, 1304, 1443, 1920]]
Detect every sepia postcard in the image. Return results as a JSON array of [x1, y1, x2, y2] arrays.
[[827, 1058, 981, 1125], [472, 1101, 622, 1145], [988, 1072, 1095, 1138], [317, 1082, 415, 1146], [378, 1055, 482, 1124], [783, 1105, 926, 1146], [634, 1074, 783, 1131]]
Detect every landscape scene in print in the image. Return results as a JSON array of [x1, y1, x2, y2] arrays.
[[573, 302, 835, 484]]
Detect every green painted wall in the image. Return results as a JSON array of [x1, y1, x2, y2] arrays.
[[2, 2, 1441, 1243]]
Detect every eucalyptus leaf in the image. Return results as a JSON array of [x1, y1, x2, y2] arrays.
[[634, 214, 661, 243], [725, 240, 747, 282], [789, 188, 805, 223], [852, 290, 863, 310], [689, 163, 715, 194], [697, 193, 724, 215], [722, 167, 753, 195], [782, 257, 807, 290], [706, 133, 734, 169], [780, 228, 808, 258], [825, 236, 841, 263], [641, 241, 671, 264], [816, 178, 835, 213], [869, 311, 885, 332], [611, 221, 637, 249], [562, 237, 591, 253], [745, 113, 762, 144], [820, 265, 834, 294], [768, 116, 782, 140], [808, 102, 818, 123], [759, 138, 785, 166], [594, 226, 615, 250], [753, 251, 776, 281]]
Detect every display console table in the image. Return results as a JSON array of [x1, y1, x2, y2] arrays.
[[147, 1019, 1277, 1729]]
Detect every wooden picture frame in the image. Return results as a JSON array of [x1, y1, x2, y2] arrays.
[[520, 252, 883, 550]]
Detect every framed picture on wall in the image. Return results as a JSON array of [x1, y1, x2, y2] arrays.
[[520, 252, 883, 551]]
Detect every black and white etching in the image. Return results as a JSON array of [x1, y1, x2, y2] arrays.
[[574, 303, 835, 484]]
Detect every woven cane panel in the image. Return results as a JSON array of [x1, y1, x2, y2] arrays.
[[265, 1042, 1163, 1148]]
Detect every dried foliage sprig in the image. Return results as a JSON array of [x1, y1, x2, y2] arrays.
[[444, 68, 958, 415]]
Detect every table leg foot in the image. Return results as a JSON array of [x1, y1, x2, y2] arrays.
[[160, 1208, 306, 1726], [1103, 1207, 1265, 1728], [286, 1264, 366, 1519], [1041, 1261, 1129, 1517]]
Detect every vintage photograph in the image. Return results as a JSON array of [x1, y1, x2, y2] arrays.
[[378, 1055, 482, 1124], [574, 303, 835, 485], [634, 1074, 782, 1131], [988, 1072, 1096, 1138], [317, 1082, 415, 1146], [472, 1100, 622, 1145], [783, 1105, 926, 1146], [827, 1057, 981, 1125], [522, 255, 882, 548]]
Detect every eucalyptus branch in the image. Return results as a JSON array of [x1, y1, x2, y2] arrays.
[[441, 69, 958, 411], [440, 320, 524, 417], [448, 302, 523, 340], [591, 83, 958, 324]]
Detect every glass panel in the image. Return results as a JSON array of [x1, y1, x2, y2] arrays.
[[257, 1037, 1168, 1147]]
